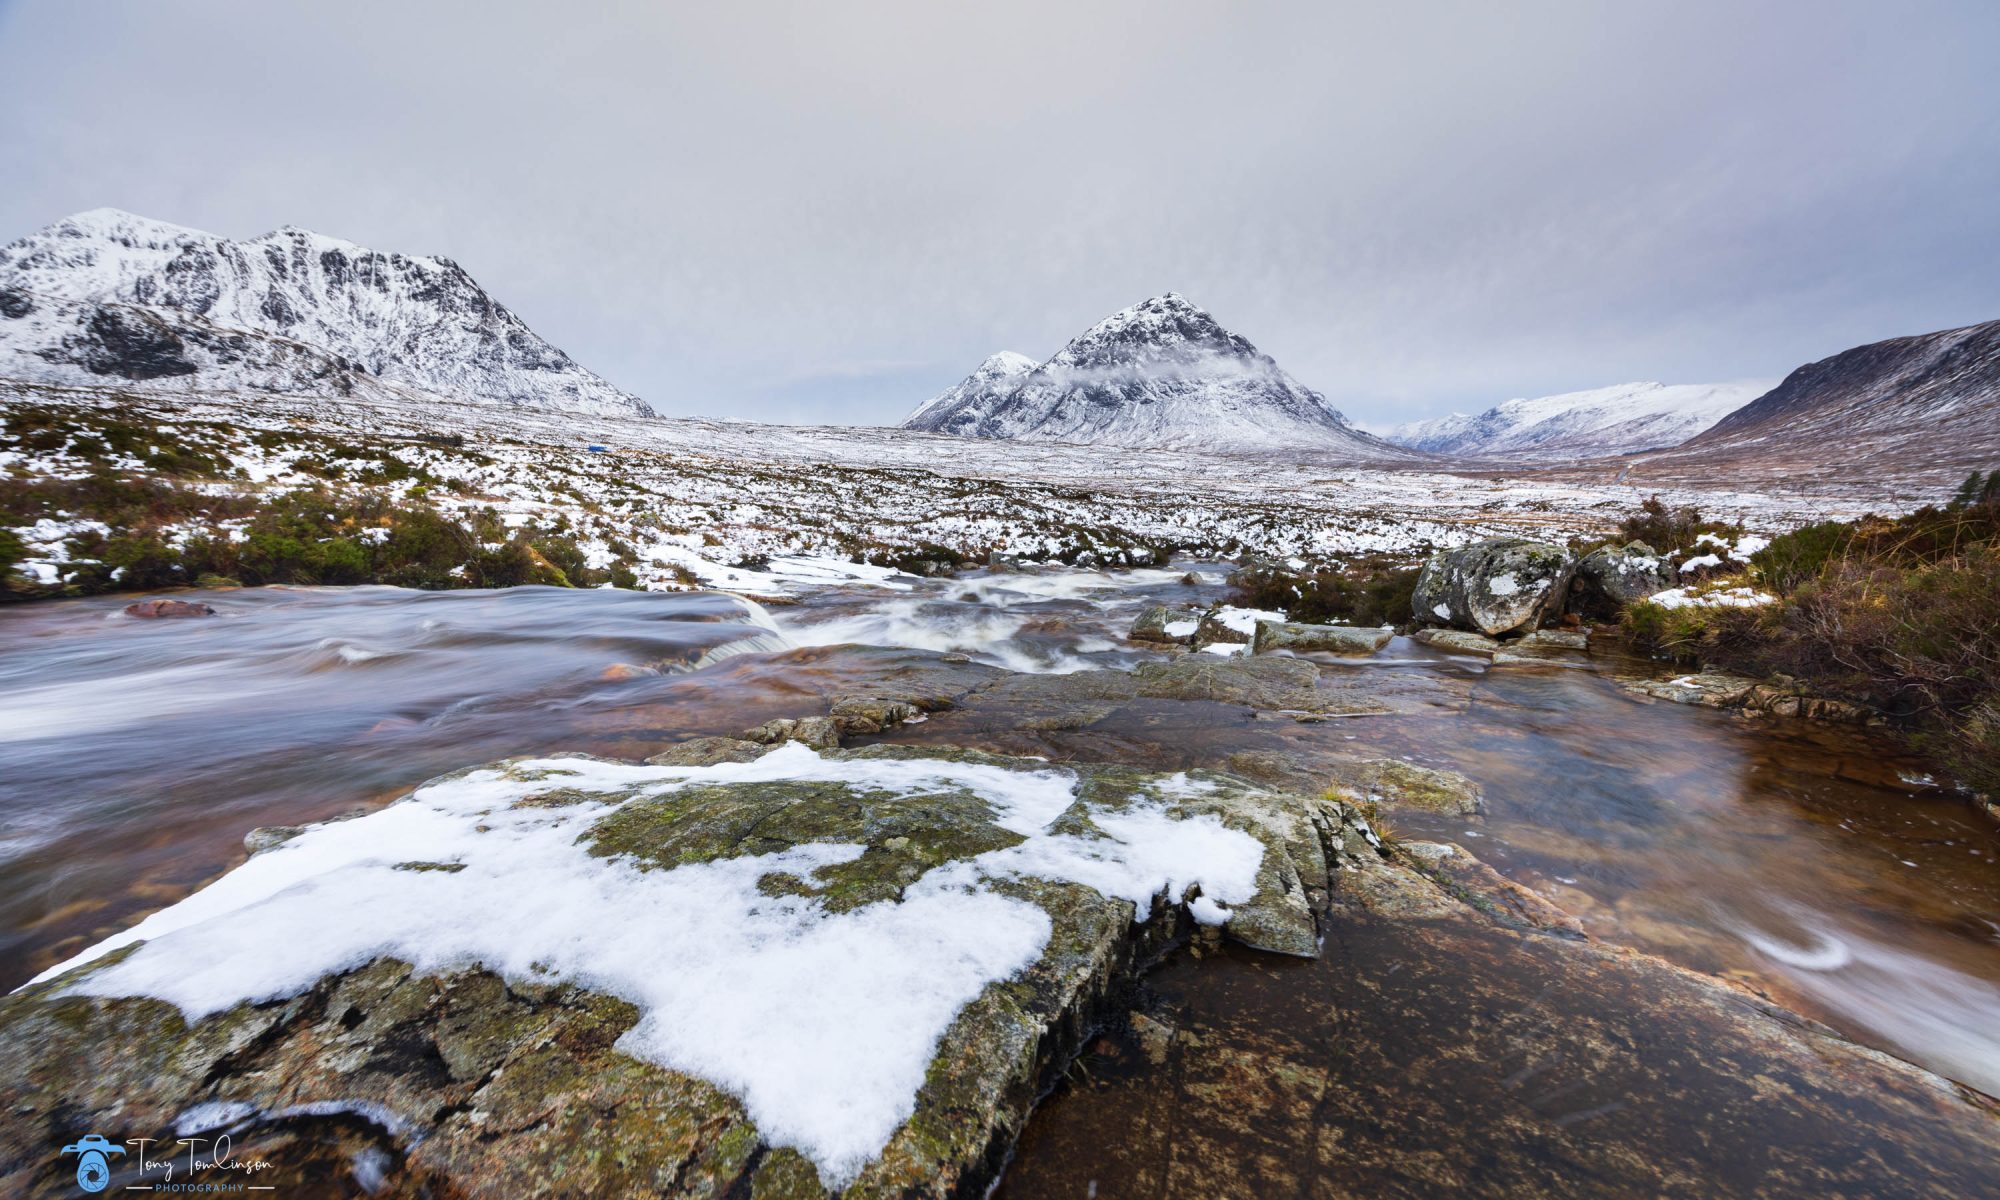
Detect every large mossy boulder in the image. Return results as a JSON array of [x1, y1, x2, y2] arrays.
[[0, 743, 1379, 1198], [1411, 538, 1575, 636]]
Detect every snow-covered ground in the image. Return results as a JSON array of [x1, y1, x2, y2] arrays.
[[2, 380, 1895, 598]]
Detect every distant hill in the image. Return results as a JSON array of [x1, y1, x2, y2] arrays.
[[1382, 381, 1769, 460]]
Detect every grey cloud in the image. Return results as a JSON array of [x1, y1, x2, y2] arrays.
[[1, 0, 1995, 427]]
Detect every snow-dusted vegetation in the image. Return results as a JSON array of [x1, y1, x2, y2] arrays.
[[1, 381, 1854, 602]]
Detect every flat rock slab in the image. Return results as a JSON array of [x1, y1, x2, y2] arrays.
[[1624, 673, 1877, 724], [1414, 628, 1507, 658], [1251, 620, 1394, 657], [1222, 750, 1484, 817]]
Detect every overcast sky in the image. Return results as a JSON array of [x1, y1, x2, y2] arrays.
[[2, 1, 1996, 428]]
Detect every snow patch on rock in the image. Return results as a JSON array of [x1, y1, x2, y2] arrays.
[[32, 743, 1267, 1186]]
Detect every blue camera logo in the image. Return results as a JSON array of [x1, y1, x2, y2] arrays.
[[59, 1135, 125, 1193]]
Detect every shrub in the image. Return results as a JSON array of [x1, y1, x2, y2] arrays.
[[1616, 495, 1740, 556], [1750, 521, 1853, 593], [1229, 558, 1422, 626], [1943, 704, 2000, 797], [1619, 598, 1732, 666]]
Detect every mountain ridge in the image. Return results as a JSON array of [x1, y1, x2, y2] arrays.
[[0, 208, 652, 418], [1636, 318, 2000, 474]]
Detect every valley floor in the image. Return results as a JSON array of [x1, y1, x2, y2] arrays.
[[0, 382, 1907, 600]]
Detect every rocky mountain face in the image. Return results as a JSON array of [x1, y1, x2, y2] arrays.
[[1656, 318, 2000, 472], [903, 293, 1416, 459], [0, 208, 651, 417], [1384, 381, 1769, 461]]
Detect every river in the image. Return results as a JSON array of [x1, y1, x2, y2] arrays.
[[3, 569, 1996, 1194]]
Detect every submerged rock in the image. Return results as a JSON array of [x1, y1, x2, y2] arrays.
[[1411, 538, 1574, 636], [1250, 620, 1392, 657], [123, 598, 215, 618]]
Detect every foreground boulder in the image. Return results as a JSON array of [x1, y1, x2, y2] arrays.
[[1572, 540, 1672, 612], [0, 743, 1374, 1198], [1412, 538, 1574, 636], [1251, 620, 1393, 657]]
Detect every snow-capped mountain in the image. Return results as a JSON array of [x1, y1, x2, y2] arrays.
[[0, 208, 651, 417], [1383, 381, 1770, 460], [903, 293, 1415, 459], [1661, 318, 2000, 472]]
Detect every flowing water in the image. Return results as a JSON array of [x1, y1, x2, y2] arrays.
[[0, 585, 789, 983], [3, 569, 1998, 1190]]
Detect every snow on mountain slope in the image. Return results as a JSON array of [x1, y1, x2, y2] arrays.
[[904, 350, 1036, 426], [0, 208, 651, 417], [1383, 381, 1770, 460], [903, 293, 1416, 460]]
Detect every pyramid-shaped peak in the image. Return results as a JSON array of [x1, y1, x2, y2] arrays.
[[1084, 292, 1213, 332], [1052, 292, 1257, 370]]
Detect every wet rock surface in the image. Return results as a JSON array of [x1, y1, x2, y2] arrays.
[[995, 847, 2000, 1200], [6, 596, 1999, 1199]]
